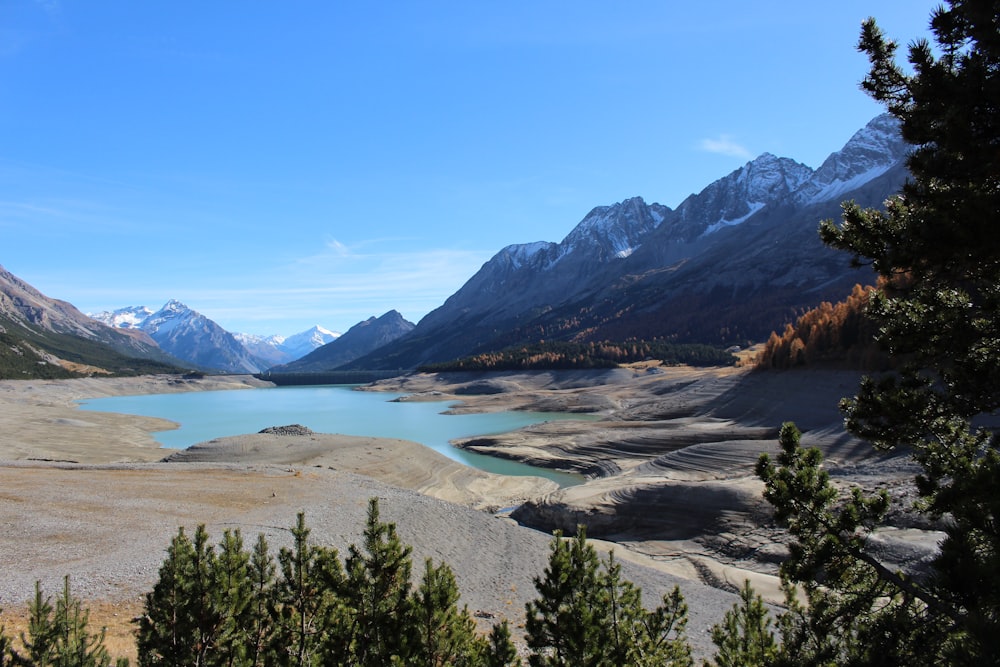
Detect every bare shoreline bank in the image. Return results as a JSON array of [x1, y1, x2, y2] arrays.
[[0, 370, 751, 659]]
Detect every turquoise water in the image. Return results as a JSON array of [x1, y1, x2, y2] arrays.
[[78, 385, 584, 486]]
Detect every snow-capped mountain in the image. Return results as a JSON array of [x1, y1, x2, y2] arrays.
[[235, 326, 340, 367], [560, 197, 671, 260], [271, 311, 414, 373], [352, 114, 910, 370], [280, 325, 340, 359], [93, 302, 342, 372], [232, 332, 289, 368], [93, 300, 266, 373], [668, 153, 813, 241], [794, 113, 910, 205], [92, 305, 154, 330]]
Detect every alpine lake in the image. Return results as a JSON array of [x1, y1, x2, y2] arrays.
[[78, 384, 587, 486]]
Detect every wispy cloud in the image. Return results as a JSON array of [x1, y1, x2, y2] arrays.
[[699, 135, 752, 159]]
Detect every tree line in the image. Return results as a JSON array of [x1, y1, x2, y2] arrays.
[[754, 283, 890, 370], [419, 339, 735, 373]]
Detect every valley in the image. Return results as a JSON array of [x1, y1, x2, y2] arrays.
[[0, 110, 937, 661]]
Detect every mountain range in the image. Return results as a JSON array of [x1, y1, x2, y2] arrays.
[[345, 114, 908, 370], [91, 302, 340, 373], [1, 114, 909, 378], [235, 327, 340, 368]]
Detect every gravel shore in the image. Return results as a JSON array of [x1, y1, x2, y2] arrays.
[[0, 372, 746, 659]]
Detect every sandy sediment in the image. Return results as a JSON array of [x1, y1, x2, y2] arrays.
[[368, 365, 937, 605], [164, 431, 559, 511]]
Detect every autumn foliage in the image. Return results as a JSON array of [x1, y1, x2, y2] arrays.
[[419, 339, 736, 372], [755, 284, 889, 370]]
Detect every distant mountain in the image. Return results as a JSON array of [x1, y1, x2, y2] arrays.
[[270, 311, 414, 372], [96, 305, 155, 330], [350, 114, 909, 370], [232, 333, 288, 368], [0, 266, 187, 378], [93, 300, 266, 373], [235, 326, 340, 367]]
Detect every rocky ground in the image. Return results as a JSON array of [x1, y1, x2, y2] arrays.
[[0, 366, 938, 661]]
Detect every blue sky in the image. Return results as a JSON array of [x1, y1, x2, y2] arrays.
[[1, 2, 936, 336]]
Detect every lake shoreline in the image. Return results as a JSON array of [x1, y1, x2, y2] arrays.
[[77, 381, 587, 486], [0, 369, 748, 660]]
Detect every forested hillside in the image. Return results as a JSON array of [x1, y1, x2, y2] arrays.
[[0, 315, 186, 380], [755, 283, 888, 370]]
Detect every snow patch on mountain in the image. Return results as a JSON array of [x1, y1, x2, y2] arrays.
[[701, 201, 767, 237], [805, 164, 895, 204], [90, 305, 154, 329], [615, 247, 636, 259], [667, 154, 812, 240], [501, 241, 555, 270], [279, 325, 340, 360], [234, 332, 285, 347]]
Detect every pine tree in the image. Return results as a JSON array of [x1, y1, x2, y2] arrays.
[[212, 529, 253, 667], [244, 534, 276, 667], [525, 529, 692, 667], [12, 578, 114, 667], [757, 1, 1000, 664], [637, 587, 692, 667], [411, 558, 483, 666], [340, 498, 415, 666], [483, 622, 521, 667], [524, 530, 606, 666], [50, 576, 114, 667], [12, 583, 56, 666], [271, 513, 342, 667], [186, 525, 224, 666], [601, 553, 646, 666], [707, 579, 777, 667], [137, 525, 250, 667], [137, 527, 198, 666]]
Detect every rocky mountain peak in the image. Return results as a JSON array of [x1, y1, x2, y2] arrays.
[[94, 300, 264, 373], [159, 299, 191, 315], [738, 153, 814, 200], [355, 114, 913, 370], [661, 153, 813, 241], [796, 113, 906, 205], [562, 195, 669, 260], [496, 241, 557, 270]]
